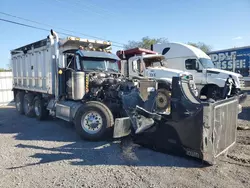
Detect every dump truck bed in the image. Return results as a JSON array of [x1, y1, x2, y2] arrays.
[[11, 38, 55, 94]]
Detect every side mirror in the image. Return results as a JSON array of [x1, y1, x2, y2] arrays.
[[195, 61, 199, 69], [195, 61, 202, 72]]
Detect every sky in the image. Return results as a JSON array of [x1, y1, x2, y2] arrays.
[[0, 0, 250, 68]]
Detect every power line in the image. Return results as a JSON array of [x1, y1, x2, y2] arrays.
[[0, 18, 124, 48], [0, 11, 125, 46], [0, 18, 50, 32]]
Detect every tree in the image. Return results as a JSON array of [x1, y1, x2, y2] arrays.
[[187, 42, 212, 53], [6, 59, 12, 70], [124, 36, 168, 50], [0, 68, 10, 72]]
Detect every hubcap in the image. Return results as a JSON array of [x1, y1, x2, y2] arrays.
[[156, 92, 169, 109], [81, 111, 103, 134], [211, 90, 221, 100]]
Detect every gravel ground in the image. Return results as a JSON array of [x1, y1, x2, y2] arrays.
[[0, 91, 249, 188]]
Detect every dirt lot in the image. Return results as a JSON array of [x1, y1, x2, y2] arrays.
[[0, 93, 249, 188]]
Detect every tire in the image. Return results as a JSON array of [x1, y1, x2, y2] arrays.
[[33, 96, 49, 120], [23, 93, 35, 117], [15, 92, 25, 114], [155, 88, 171, 112], [74, 101, 114, 141], [206, 86, 222, 101]]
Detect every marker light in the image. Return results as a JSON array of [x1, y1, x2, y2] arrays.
[[88, 43, 93, 49]]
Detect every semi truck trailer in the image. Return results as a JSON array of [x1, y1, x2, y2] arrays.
[[208, 46, 250, 77]]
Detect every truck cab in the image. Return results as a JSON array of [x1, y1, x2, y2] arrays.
[[58, 41, 121, 101], [152, 42, 246, 100], [116, 48, 198, 97]]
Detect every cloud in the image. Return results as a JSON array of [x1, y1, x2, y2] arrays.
[[232, 36, 243, 40]]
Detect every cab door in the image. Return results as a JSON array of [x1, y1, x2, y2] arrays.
[[128, 57, 145, 79], [184, 59, 205, 85]]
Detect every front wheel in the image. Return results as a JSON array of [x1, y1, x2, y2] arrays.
[[74, 101, 114, 141], [155, 88, 171, 113], [206, 86, 222, 101]]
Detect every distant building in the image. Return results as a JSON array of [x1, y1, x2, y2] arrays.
[[207, 46, 250, 77]]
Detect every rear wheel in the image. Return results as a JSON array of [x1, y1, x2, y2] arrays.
[[23, 93, 35, 117], [33, 96, 49, 120], [74, 101, 114, 141], [15, 92, 25, 114]]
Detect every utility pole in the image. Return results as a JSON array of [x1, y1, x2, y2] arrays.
[[232, 53, 236, 73]]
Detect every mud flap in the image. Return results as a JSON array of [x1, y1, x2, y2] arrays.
[[113, 117, 131, 138]]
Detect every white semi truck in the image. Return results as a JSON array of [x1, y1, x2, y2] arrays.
[[151, 42, 246, 100]]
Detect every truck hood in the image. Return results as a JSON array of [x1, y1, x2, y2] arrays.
[[206, 68, 242, 78], [146, 67, 192, 78], [145, 67, 198, 96], [206, 68, 243, 88]]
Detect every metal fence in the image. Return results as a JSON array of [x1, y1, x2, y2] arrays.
[[0, 71, 13, 106]]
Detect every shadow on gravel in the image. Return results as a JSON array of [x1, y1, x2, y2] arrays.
[[0, 106, 79, 142], [238, 107, 250, 121], [0, 106, 206, 169], [8, 139, 204, 169]]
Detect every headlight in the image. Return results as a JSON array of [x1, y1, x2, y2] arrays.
[[239, 77, 245, 88]]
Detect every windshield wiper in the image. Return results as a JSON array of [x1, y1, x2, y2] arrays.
[[107, 68, 119, 72], [85, 68, 104, 72]]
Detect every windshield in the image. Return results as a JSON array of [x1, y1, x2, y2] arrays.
[[199, 58, 215, 68], [80, 57, 119, 72], [143, 57, 165, 68]]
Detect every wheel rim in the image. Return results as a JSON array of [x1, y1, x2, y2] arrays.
[[81, 111, 103, 134], [211, 89, 221, 100], [34, 100, 41, 117], [156, 92, 170, 109]]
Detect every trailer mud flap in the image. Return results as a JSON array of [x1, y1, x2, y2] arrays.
[[120, 77, 239, 165]]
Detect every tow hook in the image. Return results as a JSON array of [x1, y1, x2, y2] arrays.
[[238, 92, 247, 104]]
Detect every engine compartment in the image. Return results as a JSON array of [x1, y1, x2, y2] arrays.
[[84, 72, 135, 118]]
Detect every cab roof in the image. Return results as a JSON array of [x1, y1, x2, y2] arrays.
[[152, 42, 210, 59]]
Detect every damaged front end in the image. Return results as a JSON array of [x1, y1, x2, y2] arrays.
[[115, 76, 240, 165]]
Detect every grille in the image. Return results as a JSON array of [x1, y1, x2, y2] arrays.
[[213, 99, 238, 157], [239, 78, 245, 88]]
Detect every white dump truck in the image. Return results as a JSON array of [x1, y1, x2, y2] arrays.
[[10, 30, 245, 164], [11, 30, 198, 141], [151, 42, 247, 100]]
